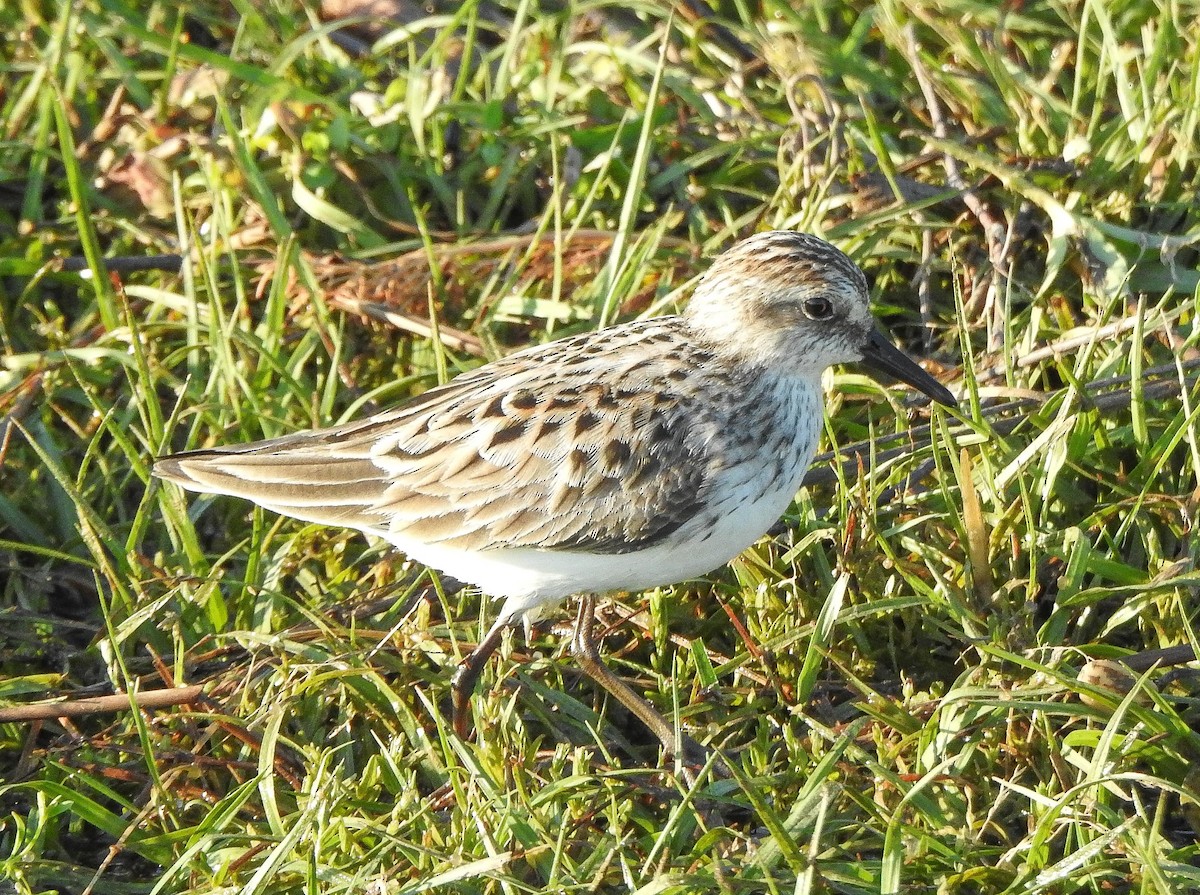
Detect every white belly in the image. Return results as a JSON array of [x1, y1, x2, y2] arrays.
[[388, 480, 796, 620]]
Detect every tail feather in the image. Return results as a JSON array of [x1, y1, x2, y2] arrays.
[[153, 449, 388, 515]]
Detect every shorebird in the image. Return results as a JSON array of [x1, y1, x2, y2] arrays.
[[154, 231, 955, 761]]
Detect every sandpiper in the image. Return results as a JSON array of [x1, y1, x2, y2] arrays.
[[154, 231, 955, 761]]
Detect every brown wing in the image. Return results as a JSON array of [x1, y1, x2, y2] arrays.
[[153, 320, 717, 554]]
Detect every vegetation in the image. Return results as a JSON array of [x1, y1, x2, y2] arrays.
[[2, 0, 1199, 892]]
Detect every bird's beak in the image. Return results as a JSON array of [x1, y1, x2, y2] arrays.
[[859, 329, 956, 406]]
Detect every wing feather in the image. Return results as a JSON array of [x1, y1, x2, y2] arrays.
[[154, 320, 724, 554]]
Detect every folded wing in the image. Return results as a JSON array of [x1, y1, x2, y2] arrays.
[[154, 323, 714, 554]]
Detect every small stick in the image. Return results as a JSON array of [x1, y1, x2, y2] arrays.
[[1120, 643, 1196, 673], [0, 685, 206, 722]]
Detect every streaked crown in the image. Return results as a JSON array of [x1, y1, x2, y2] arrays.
[[683, 231, 875, 375]]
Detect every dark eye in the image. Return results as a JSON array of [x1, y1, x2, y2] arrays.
[[802, 296, 835, 320]]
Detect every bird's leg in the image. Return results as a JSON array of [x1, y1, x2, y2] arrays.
[[570, 593, 711, 776], [450, 617, 509, 739]]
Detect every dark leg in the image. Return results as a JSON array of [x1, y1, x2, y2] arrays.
[[570, 593, 711, 776], [450, 617, 509, 739]]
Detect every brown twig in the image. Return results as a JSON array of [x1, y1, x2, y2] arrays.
[[975, 306, 1186, 382], [1120, 643, 1197, 673], [58, 254, 183, 274], [0, 685, 207, 723]]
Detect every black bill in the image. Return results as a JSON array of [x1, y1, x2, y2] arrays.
[[860, 329, 956, 406]]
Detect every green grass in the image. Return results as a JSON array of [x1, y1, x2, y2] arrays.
[[3, 0, 1200, 892]]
